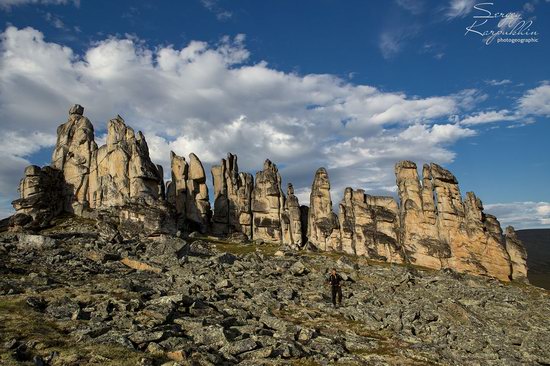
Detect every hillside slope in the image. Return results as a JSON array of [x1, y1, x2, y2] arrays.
[[0, 217, 549, 365]]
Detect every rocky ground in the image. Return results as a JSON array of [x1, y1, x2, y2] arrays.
[[1, 216, 549, 366]]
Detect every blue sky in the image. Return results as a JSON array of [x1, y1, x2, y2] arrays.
[[0, 0, 549, 229]]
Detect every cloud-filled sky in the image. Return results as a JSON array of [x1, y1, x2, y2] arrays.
[[0, 0, 549, 229]]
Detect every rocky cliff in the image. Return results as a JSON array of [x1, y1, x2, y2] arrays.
[[9, 104, 528, 282]]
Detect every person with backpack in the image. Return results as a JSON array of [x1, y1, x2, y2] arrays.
[[327, 268, 343, 307]]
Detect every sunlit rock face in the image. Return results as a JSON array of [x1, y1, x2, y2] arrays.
[[338, 188, 403, 263], [251, 160, 284, 243], [307, 168, 340, 251], [505, 226, 529, 282], [51, 104, 97, 213], [211, 153, 253, 238], [10, 104, 528, 281], [167, 151, 211, 234], [393, 161, 519, 281]]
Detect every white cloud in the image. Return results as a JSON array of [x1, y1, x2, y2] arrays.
[[485, 79, 512, 86], [459, 110, 517, 125], [446, 0, 475, 19], [519, 84, 550, 116], [0, 25, 532, 221], [457, 83, 550, 126], [0, 0, 78, 10], [485, 202, 550, 230], [200, 0, 232, 21]]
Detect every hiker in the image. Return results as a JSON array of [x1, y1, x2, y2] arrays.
[[327, 268, 343, 307]]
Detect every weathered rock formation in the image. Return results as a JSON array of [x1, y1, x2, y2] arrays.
[[307, 168, 340, 251], [394, 161, 518, 281], [10, 165, 64, 230], [13, 105, 174, 236], [338, 188, 403, 263], [505, 226, 529, 282], [51, 104, 97, 213], [89, 115, 164, 208], [281, 183, 302, 247], [396, 161, 444, 269], [9, 104, 529, 282], [186, 153, 211, 233], [167, 152, 211, 233], [211, 153, 254, 238], [252, 160, 284, 242]]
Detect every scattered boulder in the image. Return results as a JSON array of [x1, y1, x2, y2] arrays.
[[16, 234, 56, 249], [289, 261, 308, 276], [120, 258, 162, 274]]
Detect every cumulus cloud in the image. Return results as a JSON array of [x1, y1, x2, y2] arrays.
[[0, 25, 541, 220], [485, 202, 550, 230], [519, 84, 550, 116]]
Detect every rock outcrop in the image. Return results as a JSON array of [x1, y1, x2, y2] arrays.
[[13, 105, 174, 236], [396, 161, 445, 269], [186, 153, 211, 233], [9, 104, 530, 282], [307, 168, 340, 251], [166, 151, 188, 223], [89, 115, 164, 208], [505, 226, 529, 282], [51, 104, 97, 213], [281, 183, 303, 247], [338, 188, 403, 263], [252, 160, 284, 243], [211, 153, 254, 238], [10, 165, 64, 230], [395, 161, 519, 281], [167, 152, 211, 233]]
